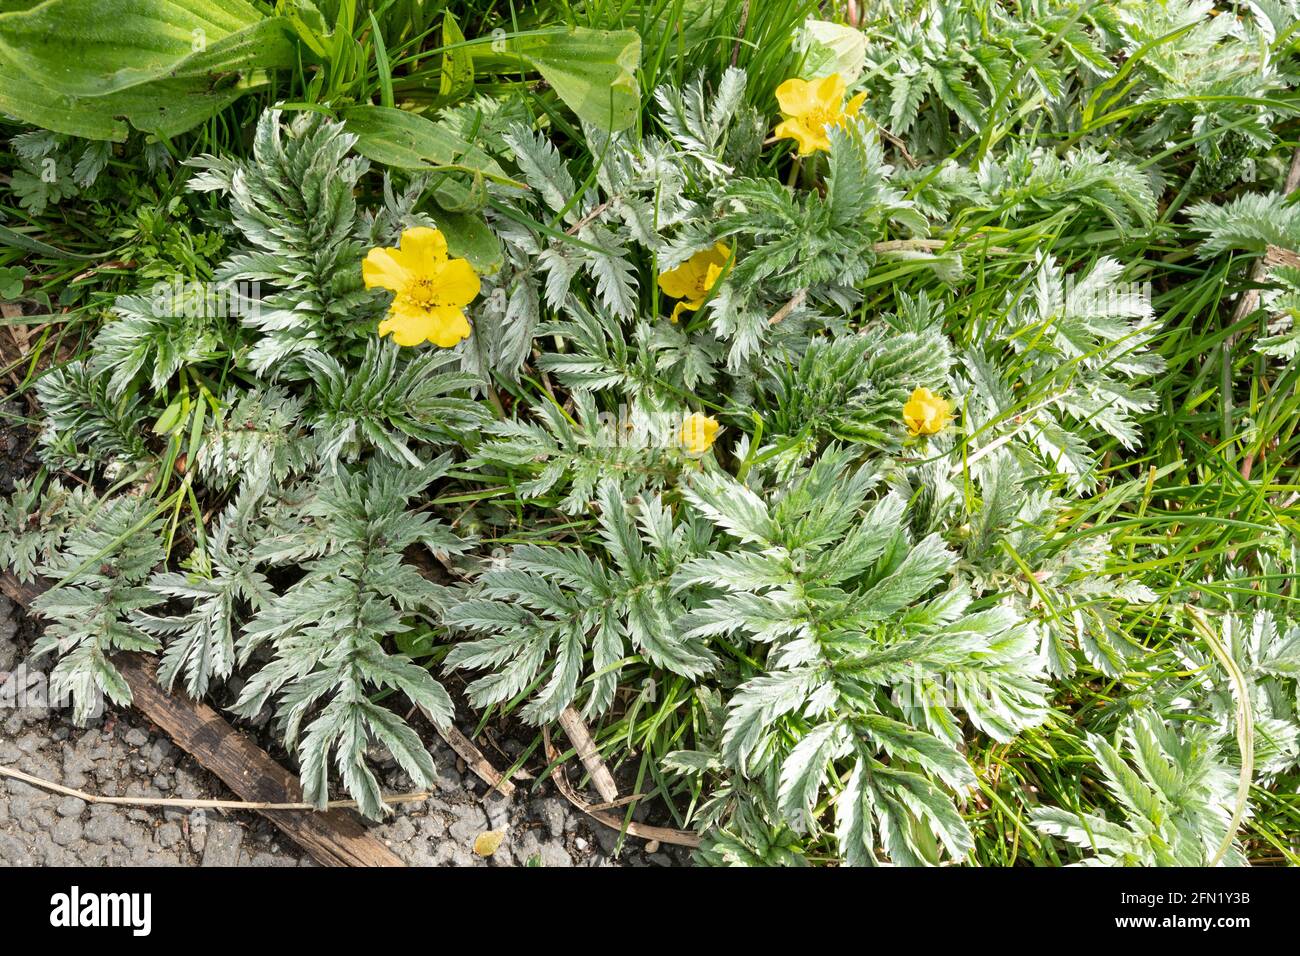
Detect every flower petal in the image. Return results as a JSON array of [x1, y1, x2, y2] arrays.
[[659, 261, 701, 300], [426, 306, 472, 347], [702, 262, 725, 294], [846, 90, 867, 116], [815, 72, 847, 107], [902, 387, 951, 436], [775, 77, 816, 117], [362, 246, 409, 292], [679, 412, 720, 455], [379, 304, 437, 347], [399, 226, 449, 273], [775, 118, 829, 156], [431, 256, 481, 307]]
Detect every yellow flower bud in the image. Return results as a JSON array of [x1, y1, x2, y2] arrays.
[[902, 387, 953, 437], [679, 412, 720, 456]]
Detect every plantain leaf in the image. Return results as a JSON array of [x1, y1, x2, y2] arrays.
[[439, 11, 473, 102], [0, 0, 294, 97], [484, 27, 641, 132], [340, 105, 522, 187], [427, 207, 503, 275], [0, 5, 296, 140]]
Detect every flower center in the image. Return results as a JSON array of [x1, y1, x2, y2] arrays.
[[805, 106, 838, 130], [402, 276, 439, 310]]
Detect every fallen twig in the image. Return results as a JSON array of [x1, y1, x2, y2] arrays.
[[0, 763, 431, 813], [542, 726, 700, 849], [1227, 145, 1300, 331], [434, 722, 517, 798], [767, 288, 807, 326], [557, 704, 619, 803], [872, 237, 1013, 255]]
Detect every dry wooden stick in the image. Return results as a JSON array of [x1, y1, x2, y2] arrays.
[[117, 654, 406, 866], [730, 0, 750, 68], [434, 722, 516, 798], [543, 726, 700, 848], [872, 237, 1013, 255], [0, 764, 431, 812], [767, 288, 807, 326], [1228, 145, 1300, 329], [557, 704, 619, 803], [1227, 146, 1300, 479]]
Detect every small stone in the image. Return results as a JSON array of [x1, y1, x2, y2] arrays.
[[513, 829, 544, 867], [434, 764, 460, 793], [538, 843, 572, 868], [201, 821, 243, 867], [385, 817, 416, 844], [448, 806, 489, 846], [484, 795, 512, 829], [533, 798, 566, 839], [156, 822, 182, 849], [123, 728, 149, 748], [82, 809, 131, 845], [419, 813, 447, 840], [247, 851, 296, 867], [55, 796, 85, 818], [594, 826, 620, 855], [49, 817, 82, 846], [173, 768, 204, 799], [188, 813, 208, 854]]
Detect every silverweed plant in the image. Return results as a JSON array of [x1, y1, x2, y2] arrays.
[[2, 0, 1300, 866]]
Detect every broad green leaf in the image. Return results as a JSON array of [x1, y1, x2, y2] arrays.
[[794, 19, 868, 82], [0, 55, 125, 139], [340, 105, 522, 188], [427, 208, 503, 276], [280, 0, 329, 59], [0, 11, 293, 140], [500, 28, 641, 132], [0, 0, 290, 97], [0, 56, 266, 140], [439, 11, 473, 102]]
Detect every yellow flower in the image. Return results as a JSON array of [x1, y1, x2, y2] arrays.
[[773, 73, 866, 156], [902, 387, 953, 437], [363, 227, 480, 347], [658, 243, 731, 323], [679, 412, 720, 456]]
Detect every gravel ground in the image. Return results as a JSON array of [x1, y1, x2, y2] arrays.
[[0, 596, 685, 867]]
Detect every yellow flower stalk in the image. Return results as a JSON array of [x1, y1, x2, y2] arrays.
[[363, 227, 480, 347], [679, 412, 720, 456], [658, 243, 731, 323], [773, 73, 866, 156], [902, 387, 953, 437]]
